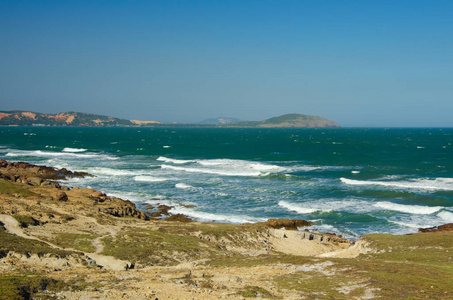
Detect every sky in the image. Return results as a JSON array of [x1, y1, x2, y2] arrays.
[[1, 0, 453, 126]]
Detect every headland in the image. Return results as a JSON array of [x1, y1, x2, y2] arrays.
[[0, 160, 452, 299]]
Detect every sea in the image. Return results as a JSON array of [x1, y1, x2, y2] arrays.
[[1, 126, 453, 239]]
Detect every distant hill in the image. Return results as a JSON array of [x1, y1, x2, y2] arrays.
[[199, 117, 242, 125], [226, 114, 340, 128], [0, 111, 135, 127], [0, 111, 339, 128]]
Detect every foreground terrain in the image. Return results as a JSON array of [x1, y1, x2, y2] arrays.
[[0, 160, 452, 299]]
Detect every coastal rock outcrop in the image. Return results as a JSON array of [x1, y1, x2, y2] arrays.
[[0, 159, 91, 189], [419, 223, 453, 233], [250, 218, 314, 230]]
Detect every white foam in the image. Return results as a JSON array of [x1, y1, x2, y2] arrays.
[[373, 201, 443, 215], [351, 170, 360, 174], [87, 167, 143, 177], [157, 156, 194, 164], [134, 176, 167, 182], [101, 191, 147, 202], [438, 211, 453, 223], [389, 221, 427, 229], [341, 177, 453, 191], [163, 146, 171, 148], [161, 158, 285, 177], [175, 183, 200, 190], [169, 206, 266, 224], [278, 200, 332, 214], [6, 149, 117, 160], [62, 147, 87, 153]]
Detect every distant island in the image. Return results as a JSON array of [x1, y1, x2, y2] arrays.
[[0, 111, 340, 128], [199, 117, 242, 125]]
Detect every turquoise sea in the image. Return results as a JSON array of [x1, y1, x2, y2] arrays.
[[1, 127, 453, 239]]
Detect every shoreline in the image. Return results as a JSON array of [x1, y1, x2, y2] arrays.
[[1, 160, 452, 299]]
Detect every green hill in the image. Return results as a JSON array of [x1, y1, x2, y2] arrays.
[[228, 114, 340, 128]]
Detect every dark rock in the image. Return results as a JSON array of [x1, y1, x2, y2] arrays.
[[419, 223, 453, 233], [260, 218, 313, 230], [157, 205, 172, 215], [55, 191, 68, 202], [166, 214, 192, 222]]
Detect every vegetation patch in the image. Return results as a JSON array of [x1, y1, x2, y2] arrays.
[[240, 285, 277, 298], [102, 228, 212, 265], [12, 215, 40, 228], [0, 179, 37, 198], [0, 275, 64, 300], [0, 226, 72, 258], [45, 233, 97, 253]]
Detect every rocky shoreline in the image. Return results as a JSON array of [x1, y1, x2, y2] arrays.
[[1, 160, 452, 299]]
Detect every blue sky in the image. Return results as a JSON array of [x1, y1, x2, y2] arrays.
[[1, 0, 453, 126]]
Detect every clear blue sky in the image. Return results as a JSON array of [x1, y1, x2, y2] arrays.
[[1, 0, 452, 126]]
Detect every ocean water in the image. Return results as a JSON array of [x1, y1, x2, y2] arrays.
[[1, 127, 452, 239]]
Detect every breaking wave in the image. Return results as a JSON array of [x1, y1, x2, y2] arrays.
[[169, 206, 267, 224], [278, 200, 330, 214], [373, 201, 443, 214], [159, 157, 286, 177], [134, 176, 168, 182], [341, 177, 453, 191], [62, 147, 87, 153]]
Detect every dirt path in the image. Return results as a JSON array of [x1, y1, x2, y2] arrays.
[[0, 213, 130, 271]]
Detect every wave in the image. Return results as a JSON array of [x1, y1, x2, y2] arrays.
[[168, 206, 267, 224], [5, 149, 117, 160], [157, 156, 194, 164], [87, 167, 144, 177], [341, 177, 453, 191], [278, 200, 330, 214], [134, 176, 168, 182], [175, 183, 201, 190], [160, 158, 286, 177], [62, 147, 87, 153], [373, 201, 443, 215], [438, 211, 453, 223], [388, 220, 429, 229]]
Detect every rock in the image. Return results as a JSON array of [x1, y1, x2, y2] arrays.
[[55, 191, 68, 202], [157, 205, 172, 215], [90, 191, 105, 198], [0, 160, 92, 181], [259, 218, 313, 230], [419, 223, 453, 233], [28, 176, 43, 186], [166, 214, 192, 222]]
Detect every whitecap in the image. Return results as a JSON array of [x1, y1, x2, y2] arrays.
[[340, 177, 453, 191], [388, 220, 428, 229], [62, 147, 87, 153], [278, 200, 330, 214], [168, 206, 267, 224], [161, 158, 285, 177], [438, 211, 453, 223], [134, 176, 167, 182], [175, 183, 200, 190], [87, 167, 144, 177], [157, 156, 194, 164], [373, 201, 443, 215], [6, 149, 117, 160]]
